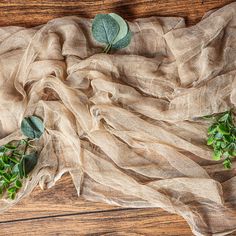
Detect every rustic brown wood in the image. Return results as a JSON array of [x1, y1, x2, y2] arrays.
[[0, 174, 117, 221], [0, 0, 234, 27], [0, 208, 191, 236], [1, 0, 235, 235], [0, 174, 192, 235]]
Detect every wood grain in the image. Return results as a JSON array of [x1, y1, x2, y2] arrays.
[[1, 0, 236, 235], [0, 174, 117, 221], [0, 174, 192, 235], [0, 0, 234, 27], [0, 208, 191, 236]]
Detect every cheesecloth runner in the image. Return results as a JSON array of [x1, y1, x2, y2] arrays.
[[0, 2, 236, 235]]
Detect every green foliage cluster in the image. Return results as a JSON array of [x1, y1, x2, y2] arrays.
[[206, 111, 236, 169], [92, 13, 131, 53], [0, 116, 44, 199]]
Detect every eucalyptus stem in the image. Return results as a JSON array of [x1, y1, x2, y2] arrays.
[[23, 138, 29, 155], [103, 44, 112, 54], [103, 44, 109, 53]]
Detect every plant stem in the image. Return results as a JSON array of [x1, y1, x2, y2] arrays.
[[103, 44, 109, 53], [23, 138, 29, 155], [103, 44, 112, 54]]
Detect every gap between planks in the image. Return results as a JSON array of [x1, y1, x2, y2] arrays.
[[0, 207, 138, 224]]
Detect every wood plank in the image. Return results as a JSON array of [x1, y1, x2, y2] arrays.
[[0, 174, 192, 235], [0, 174, 117, 221], [0, 208, 192, 236], [0, 0, 234, 27]]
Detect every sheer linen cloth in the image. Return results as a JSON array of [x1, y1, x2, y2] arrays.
[[0, 2, 236, 235]]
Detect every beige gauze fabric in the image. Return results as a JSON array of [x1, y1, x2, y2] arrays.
[[0, 2, 236, 236]]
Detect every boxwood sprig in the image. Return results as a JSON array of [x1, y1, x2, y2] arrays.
[[0, 115, 44, 200], [206, 110, 236, 169]]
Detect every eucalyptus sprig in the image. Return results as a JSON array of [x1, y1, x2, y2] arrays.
[[0, 115, 44, 199], [206, 110, 236, 169], [92, 13, 132, 53]]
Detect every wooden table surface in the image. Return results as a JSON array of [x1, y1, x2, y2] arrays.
[[0, 1, 236, 235]]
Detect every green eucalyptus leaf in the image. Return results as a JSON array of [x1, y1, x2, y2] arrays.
[[109, 13, 128, 44], [21, 116, 44, 139], [112, 30, 132, 49], [92, 14, 119, 45], [21, 152, 38, 177]]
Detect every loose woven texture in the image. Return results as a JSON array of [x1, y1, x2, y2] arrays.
[[0, 2, 236, 235]]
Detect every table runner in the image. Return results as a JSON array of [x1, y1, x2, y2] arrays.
[[0, 2, 236, 235]]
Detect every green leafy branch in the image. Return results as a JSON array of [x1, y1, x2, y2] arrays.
[[92, 13, 132, 53], [206, 110, 236, 169], [0, 115, 44, 199]]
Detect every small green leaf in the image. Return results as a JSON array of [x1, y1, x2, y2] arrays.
[[221, 142, 227, 149], [4, 144, 16, 150], [227, 143, 236, 156], [2, 173, 11, 183], [213, 141, 221, 149], [223, 158, 232, 169], [109, 13, 128, 44], [8, 156, 19, 164], [217, 124, 230, 135], [214, 132, 223, 140], [218, 113, 229, 122], [12, 164, 20, 175], [21, 116, 44, 139], [223, 135, 233, 143], [7, 187, 16, 193], [207, 136, 214, 145], [223, 151, 230, 158], [15, 180, 22, 189], [232, 128, 236, 138], [207, 124, 217, 134], [8, 192, 16, 200], [10, 173, 18, 182], [213, 150, 222, 161], [92, 14, 119, 45], [112, 30, 132, 49], [2, 180, 9, 188]]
